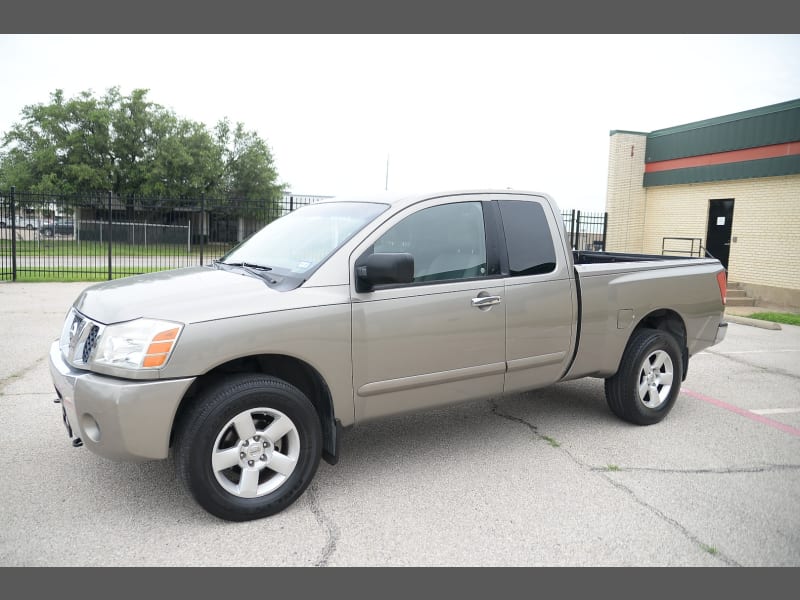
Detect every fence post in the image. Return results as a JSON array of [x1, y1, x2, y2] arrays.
[[107, 191, 113, 280], [200, 193, 205, 266], [602, 212, 608, 251], [10, 186, 17, 281], [569, 209, 576, 250]]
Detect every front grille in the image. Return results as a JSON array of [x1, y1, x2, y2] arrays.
[[82, 325, 100, 363], [60, 308, 103, 368]]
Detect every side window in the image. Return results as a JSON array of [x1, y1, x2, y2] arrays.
[[372, 202, 488, 283], [498, 200, 557, 276]]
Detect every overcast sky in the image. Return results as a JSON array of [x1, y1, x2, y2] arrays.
[[1, 34, 798, 211]]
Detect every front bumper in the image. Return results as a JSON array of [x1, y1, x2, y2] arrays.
[[49, 341, 196, 461]]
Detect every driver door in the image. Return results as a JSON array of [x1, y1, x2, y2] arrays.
[[350, 197, 506, 422]]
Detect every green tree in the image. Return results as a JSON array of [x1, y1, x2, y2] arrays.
[[216, 118, 286, 202], [0, 89, 113, 193], [0, 88, 286, 203], [143, 116, 224, 198]]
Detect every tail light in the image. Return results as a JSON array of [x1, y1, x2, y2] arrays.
[[716, 270, 727, 305]]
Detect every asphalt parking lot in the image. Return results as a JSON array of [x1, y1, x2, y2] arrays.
[[1, 282, 798, 566]]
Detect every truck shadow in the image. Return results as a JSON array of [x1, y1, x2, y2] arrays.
[[77, 378, 618, 522], [313, 378, 619, 488]]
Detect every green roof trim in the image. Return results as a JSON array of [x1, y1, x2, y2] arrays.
[[609, 130, 648, 136], [645, 100, 800, 163], [643, 155, 800, 187], [648, 98, 800, 138]]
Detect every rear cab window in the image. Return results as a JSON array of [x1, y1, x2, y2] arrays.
[[497, 200, 557, 276]]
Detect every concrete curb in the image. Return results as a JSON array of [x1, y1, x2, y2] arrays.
[[724, 314, 782, 330]]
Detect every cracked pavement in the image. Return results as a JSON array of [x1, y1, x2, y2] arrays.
[[1, 282, 798, 566]]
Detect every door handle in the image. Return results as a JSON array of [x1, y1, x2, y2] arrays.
[[471, 296, 502, 308]]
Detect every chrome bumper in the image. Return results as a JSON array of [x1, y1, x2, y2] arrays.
[[49, 342, 196, 461]]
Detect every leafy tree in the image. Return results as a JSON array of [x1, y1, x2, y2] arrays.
[[143, 116, 224, 198], [0, 89, 113, 194], [0, 88, 286, 204], [216, 118, 286, 202]]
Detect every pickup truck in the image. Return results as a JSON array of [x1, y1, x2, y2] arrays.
[[39, 217, 75, 237], [49, 189, 728, 521]]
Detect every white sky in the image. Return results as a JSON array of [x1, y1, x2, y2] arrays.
[[1, 34, 799, 212]]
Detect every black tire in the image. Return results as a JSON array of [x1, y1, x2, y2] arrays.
[[41, 228, 53, 237], [175, 374, 322, 521], [604, 328, 684, 426]]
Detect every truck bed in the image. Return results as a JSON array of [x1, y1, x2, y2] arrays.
[[573, 250, 708, 265]]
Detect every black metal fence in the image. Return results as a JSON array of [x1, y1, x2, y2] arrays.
[[1, 188, 607, 282], [0, 188, 329, 282], [560, 209, 608, 252]]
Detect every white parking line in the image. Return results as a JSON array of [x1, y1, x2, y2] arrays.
[[750, 408, 800, 415], [714, 349, 800, 355]]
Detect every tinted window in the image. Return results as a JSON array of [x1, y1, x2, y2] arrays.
[[498, 200, 556, 276], [372, 202, 487, 283]]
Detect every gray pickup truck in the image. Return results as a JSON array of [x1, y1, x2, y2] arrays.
[[49, 189, 728, 521]]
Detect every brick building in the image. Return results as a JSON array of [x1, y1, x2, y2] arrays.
[[605, 98, 800, 308]]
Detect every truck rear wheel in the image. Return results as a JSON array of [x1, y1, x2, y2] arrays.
[[604, 328, 683, 425], [175, 374, 322, 521]]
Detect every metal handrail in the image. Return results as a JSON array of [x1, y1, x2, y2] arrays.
[[662, 237, 703, 257]]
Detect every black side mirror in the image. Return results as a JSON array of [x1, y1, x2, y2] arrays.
[[355, 253, 414, 292]]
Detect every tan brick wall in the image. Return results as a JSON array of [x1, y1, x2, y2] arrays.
[[605, 132, 648, 253], [641, 187, 710, 257], [640, 175, 800, 291]]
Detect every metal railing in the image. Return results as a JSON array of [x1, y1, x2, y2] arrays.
[[0, 188, 331, 281], [661, 237, 704, 257], [2, 189, 608, 282], [561, 209, 608, 252]]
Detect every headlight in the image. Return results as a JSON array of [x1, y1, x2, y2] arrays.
[[91, 318, 184, 371]]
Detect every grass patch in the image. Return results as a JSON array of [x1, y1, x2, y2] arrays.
[[1, 239, 232, 258], [7, 267, 160, 282], [747, 312, 800, 326], [605, 464, 620, 472], [700, 544, 719, 556], [542, 436, 560, 448]]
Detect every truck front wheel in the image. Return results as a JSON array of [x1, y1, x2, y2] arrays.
[[604, 328, 684, 426], [175, 374, 322, 521]]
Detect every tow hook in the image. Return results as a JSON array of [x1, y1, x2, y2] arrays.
[[72, 438, 83, 448]]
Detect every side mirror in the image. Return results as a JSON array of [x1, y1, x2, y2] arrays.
[[355, 252, 414, 292]]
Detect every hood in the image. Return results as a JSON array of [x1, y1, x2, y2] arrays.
[[73, 266, 347, 325]]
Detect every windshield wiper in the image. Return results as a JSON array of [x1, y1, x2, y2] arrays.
[[216, 260, 272, 271], [213, 260, 276, 284]]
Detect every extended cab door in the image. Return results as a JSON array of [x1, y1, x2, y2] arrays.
[[350, 196, 506, 422], [495, 196, 576, 393]]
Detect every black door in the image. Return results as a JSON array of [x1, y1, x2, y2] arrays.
[[706, 199, 734, 270]]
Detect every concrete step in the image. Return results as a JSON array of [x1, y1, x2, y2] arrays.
[[727, 296, 756, 307], [726, 289, 748, 298], [727, 281, 743, 290]]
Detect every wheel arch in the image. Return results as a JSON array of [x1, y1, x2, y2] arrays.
[[171, 353, 341, 465], [630, 309, 689, 380]]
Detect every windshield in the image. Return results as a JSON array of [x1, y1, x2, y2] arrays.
[[220, 201, 388, 277]]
